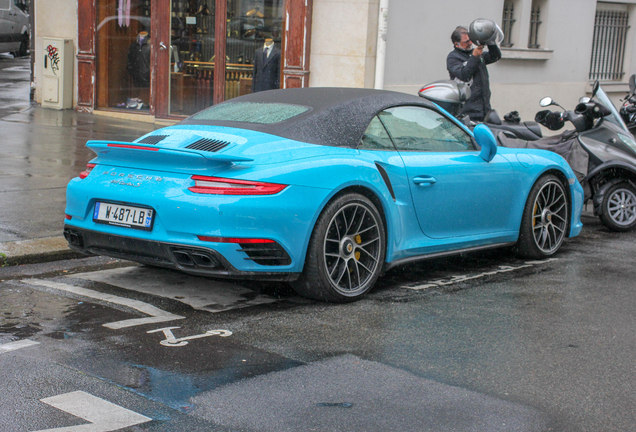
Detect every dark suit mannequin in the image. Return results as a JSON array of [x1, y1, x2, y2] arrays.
[[252, 39, 281, 92]]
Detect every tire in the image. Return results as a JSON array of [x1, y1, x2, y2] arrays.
[[16, 34, 28, 57], [599, 182, 636, 232], [514, 175, 569, 259], [292, 193, 386, 302]]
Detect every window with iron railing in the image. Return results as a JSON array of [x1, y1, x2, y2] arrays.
[[589, 8, 630, 81], [501, 1, 516, 47], [528, 2, 542, 48]]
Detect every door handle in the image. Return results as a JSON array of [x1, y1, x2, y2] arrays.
[[413, 176, 437, 186], [159, 42, 168, 50]]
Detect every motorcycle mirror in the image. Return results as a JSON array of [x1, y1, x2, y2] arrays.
[[630, 74, 636, 95], [539, 97, 553, 107], [579, 97, 591, 104], [592, 80, 600, 98]]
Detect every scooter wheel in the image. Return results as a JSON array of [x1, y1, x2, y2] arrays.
[[599, 182, 636, 232]]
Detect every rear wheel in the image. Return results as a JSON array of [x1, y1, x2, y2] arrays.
[[599, 182, 636, 232], [292, 193, 385, 302], [16, 34, 28, 57], [514, 175, 569, 259]]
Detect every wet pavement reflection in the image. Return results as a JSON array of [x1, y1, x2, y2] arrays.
[[0, 56, 160, 242]]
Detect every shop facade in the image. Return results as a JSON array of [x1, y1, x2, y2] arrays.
[[75, 0, 312, 119]]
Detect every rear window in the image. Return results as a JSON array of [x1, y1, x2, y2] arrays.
[[192, 102, 310, 124]]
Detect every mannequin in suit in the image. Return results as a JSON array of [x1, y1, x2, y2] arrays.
[[252, 38, 281, 92], [127, 31, 151, 88]]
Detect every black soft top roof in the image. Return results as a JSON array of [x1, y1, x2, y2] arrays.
[[179, 87, 437, 148]]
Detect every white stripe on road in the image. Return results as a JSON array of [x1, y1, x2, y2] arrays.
[[35, 390, 151, 432], [0, 339, 39, 353], [21, 279, 185, 329]]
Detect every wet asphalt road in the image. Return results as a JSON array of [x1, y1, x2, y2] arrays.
[[2, 53, 636, 431], [1, 214, 636, 432]]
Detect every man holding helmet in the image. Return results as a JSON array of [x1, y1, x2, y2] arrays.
[[447, 19, 503, 122]]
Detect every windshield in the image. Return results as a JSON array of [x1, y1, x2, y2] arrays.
[[595, 86, 630, 133]]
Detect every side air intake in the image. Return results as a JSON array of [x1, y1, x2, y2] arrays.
[[186, 138, 231, 153]]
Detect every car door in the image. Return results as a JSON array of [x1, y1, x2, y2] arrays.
[[379, 106, 518, 239], [0, 0, 19, 53]]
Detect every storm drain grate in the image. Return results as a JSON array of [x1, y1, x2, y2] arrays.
[[137, 135, 169, 144], [186, 138, 231, 153]]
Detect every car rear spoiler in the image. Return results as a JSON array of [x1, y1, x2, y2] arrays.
[[87, 140, 254, 170]]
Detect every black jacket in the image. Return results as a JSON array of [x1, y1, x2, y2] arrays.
[[252, 46, 281, 92], [127, 37, 151, 88], [446, 44, 501, 120]]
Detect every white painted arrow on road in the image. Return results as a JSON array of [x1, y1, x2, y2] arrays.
[[35, 391, 152, 432], [21, 279, 184, 329]]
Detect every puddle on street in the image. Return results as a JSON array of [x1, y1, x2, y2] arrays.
[[0, 284, 132, 344]]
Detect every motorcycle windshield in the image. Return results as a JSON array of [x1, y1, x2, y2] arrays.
[[596, 86, 630, 133]]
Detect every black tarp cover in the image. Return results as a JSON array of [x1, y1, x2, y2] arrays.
[[179, 88, 437, 148], [498, 130, 590, 181]]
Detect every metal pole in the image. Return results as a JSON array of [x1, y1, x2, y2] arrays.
[[374, 0, 389, 89]]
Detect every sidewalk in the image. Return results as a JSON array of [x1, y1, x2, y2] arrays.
[[0, 105, 165, 266]]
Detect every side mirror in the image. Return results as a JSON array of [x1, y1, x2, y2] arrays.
[[474, 124, 497, 162], [579, 97, 591, 104], [539, 97, 553, 107]]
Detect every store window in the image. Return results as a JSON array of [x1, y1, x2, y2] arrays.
[[169, 0, 284, 116], [95, 0, 152, 111], [94, 0, 284, 116]]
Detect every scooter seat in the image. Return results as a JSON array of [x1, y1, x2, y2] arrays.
[[524, 121, 542, 138]]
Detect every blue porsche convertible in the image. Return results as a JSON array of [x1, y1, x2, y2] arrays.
[[64, 88, 583, 302]]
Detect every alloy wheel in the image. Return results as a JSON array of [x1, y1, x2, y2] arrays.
[[532, 181, 567, 254], [607, 187, 636, 227], [323, 203, 382, 296]]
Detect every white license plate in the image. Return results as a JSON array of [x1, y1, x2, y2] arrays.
[[93, 202, 154, 230]]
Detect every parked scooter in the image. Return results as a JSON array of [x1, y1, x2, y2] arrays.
[[619, 74, 636, 135], [419, 80, 543, 140], [499, 81, 636, 232]]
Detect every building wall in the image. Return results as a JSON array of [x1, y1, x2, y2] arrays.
[[309, 0, 636, 121], [309, 0, 379, 88], [33, 0, 78, 106]]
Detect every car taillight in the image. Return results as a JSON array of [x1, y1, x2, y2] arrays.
[[188, 175, 287, 195], [79, 163, 96, 179], [198, 236, 275, 244]]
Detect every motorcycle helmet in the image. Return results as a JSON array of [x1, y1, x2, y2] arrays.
[[468, 18, 504, 46], [418, 80, 471, 116]]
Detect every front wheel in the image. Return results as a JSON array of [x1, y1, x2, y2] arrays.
[[514, 175, 569, 259], [292, 193, 386, 302], [599, 182, 636, 232]]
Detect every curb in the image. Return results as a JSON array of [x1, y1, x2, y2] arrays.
[[0, 236, 86, 266]]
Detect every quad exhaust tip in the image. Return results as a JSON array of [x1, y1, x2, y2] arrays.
[[171, 249, 220, 268]]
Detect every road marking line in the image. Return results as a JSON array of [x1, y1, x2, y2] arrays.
[[21, 279, 185, 329], [147, 326, 232, 347], [0, 339, 39, 353], [402, 258, 559, 291], [35, 390, 151, 432]]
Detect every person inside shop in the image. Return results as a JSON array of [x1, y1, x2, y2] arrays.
[[127, 31, 151, 88], [252, 37, 281, 92], [446, 20, 502, 122]]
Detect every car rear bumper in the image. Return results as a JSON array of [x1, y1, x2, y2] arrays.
[[63, 227, 300, 281]]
